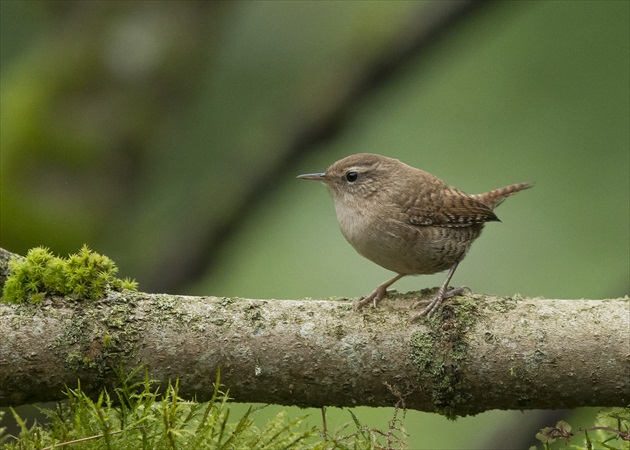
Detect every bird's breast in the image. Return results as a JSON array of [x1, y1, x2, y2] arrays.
[[333, 199, 481, 275], [334, 200, 374, 246]]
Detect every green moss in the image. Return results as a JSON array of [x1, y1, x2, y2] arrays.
[[48, 296, 142, 374], [1, 367, 410, 449], [331, 324, 346, 339], [410, 295, 481, 419], [1, 245, 138, 304], [488, 296, 519, 313]]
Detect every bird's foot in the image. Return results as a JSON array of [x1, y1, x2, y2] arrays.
[[410, 286, 470, 322], [353, 284, 389, 311]]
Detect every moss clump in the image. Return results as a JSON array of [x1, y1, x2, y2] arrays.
[[1, 245, 138, 304]]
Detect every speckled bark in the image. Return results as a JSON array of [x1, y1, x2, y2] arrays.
[[0, 248, 628, 416]]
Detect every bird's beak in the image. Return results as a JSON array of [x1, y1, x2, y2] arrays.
[[297, 173, 326, 181]]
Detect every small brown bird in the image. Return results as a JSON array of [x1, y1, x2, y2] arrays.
[[298, 153, 531, 321]]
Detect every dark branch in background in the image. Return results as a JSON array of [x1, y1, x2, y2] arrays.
[[154, 0, 498, 292]]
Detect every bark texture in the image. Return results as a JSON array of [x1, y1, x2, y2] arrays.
[[0, 248, 628, 417]]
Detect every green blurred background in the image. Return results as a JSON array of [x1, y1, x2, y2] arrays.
[[1, 1, 628, 448]]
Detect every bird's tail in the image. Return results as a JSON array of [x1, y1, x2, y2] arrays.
[[473, 182, 533, 210]]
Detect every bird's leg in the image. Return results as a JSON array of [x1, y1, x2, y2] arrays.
[[354, 273, 405, 310], [410, 262, 468, 321]]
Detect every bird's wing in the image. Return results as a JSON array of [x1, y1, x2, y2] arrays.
[[404, 188, 498, 227]]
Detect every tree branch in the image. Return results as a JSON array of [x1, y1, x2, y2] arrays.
[[0, 247, 628, 417]]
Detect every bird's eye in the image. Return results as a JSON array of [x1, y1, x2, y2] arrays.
[[345, 171, 358, 182]]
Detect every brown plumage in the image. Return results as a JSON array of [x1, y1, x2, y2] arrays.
[[298, 153, 532, 321]]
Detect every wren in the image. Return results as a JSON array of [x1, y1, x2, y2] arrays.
[[298, 153, 531, 321]]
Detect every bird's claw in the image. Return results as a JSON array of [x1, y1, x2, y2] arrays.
[[410, 286, 470, 322], [353, 285, 388, 311]]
